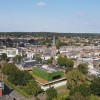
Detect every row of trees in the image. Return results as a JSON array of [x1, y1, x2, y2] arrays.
[[0, 32, 99, 38], [1, 64, 42, 96]]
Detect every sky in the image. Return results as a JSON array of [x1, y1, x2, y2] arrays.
[[0, 0, 100, 33]]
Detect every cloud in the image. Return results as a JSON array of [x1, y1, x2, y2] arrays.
[[36, 2, 46, 7]]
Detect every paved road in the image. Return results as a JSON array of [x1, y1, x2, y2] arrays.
[[9, 91, 26, 100]]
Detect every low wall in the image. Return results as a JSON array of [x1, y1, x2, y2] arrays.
[[37, 79, 67, 91]]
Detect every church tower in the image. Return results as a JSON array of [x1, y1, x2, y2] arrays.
[[51, 36, 57, 58]]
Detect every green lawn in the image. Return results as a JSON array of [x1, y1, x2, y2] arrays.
[[56, 85, 67, 91], [29, 71, 48, 84]]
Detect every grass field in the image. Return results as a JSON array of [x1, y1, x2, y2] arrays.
[[29, 71, 48, 84]]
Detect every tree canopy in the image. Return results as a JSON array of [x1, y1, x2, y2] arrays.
[[1, 64, 18, 75], [46, 87, 57, 100], [70, 84, 91, 97], [57, 54, 66, 66], [0, 53, 7, 60], [7, 70, 33, 86], [24, 80, 42, 96], [77, 64, 88, 74], [57, 54, 73, 67], [36, 56, 42, 63], [1, 63, 42, 96], [90, 77, 100, 96], [66, 69, 86, 90], [13, 55, 23, 62], [69, 92, 86, 100]]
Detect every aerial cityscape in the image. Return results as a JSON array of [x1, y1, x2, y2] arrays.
[[0, 0, 100, 100]]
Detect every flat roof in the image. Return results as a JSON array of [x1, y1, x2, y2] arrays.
[[34, 65, 61, 73]]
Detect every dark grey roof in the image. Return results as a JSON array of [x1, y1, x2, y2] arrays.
[[18, 48, 24, 53], [17, 60, 38, 68]]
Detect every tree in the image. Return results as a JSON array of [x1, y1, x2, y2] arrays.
[[70, 84, 91, 97], [57, 54, 66, 67], [66, 69, 86, 90], [36, 56, 42, 63], [57, 54, 73, 68], [69, 92, 86, 100], [1, 64, 17, 75], [90, 77, 100, 96], [8, 70, 33, 86], [46, 87, 57, 100], [24, 80, 42, 96], [77, 64, 88, 74], [1, 53, 7, 60], [65, 67, 73, 73], [22, 71, 33, 86], [66, 58, 73, 68], [46, 57, 53, 65], [8, 70, 25, 85], [13, 55, 23, 62]]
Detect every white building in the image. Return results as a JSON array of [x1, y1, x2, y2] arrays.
[[6, 48, 18, 58], [0, 48, 18, 58], [26, 51, 34, 60]]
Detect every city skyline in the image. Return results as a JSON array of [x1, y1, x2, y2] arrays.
[[0, 0, 100, 33]]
